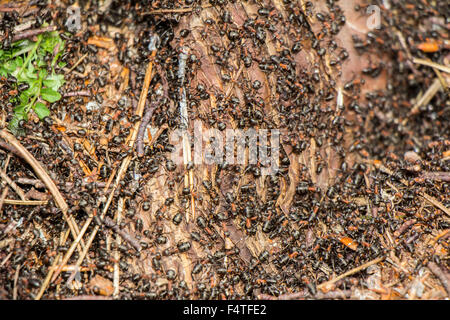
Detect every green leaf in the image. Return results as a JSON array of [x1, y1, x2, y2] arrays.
[[40, 31, 60, 54], [34, 102, 50, 119], [18, 91, 31, 105], [13, 103, 28, 115], [8, 112, 26, 136], [41, 87, 61, 103], [43, 73, 65, 91]]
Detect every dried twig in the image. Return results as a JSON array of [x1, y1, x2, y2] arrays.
[[103, 216, 141, 252], [407, 78, 442, 117], [421, 193, 450, 217], [419, 171, 450, 182], [2, 199, 47, 206], [0, 130, 68, 212], [12, 25, 56, 42], [35, 230, 70, 300], [63, 295, 113, 300], [412, 57, 450, 74], [0, 187, 8, 213], [259, 289, 352, 300], [113, 198, 124, 297], [13, 265, 21, 300], [0, 130, 86, 251], [63, 91, 91, 98], [136, 98, 161, 157], [0, 168, 27, 201], [51, 209, 95, 282], [0, 140, 22, 158], [428, 262, 450, 296], [66, 53, 88, 74], [178, 46, 195, 222], [394, 219, 417, 238], [142, 4, 212, 15], [16, 177, 108, 189], [317, 256, 385, 290], [63, 43, 159, 278]]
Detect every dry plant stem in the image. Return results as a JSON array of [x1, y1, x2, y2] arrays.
[[66, 53, 88, 74], [412, 57, 450, 74], [2, 199, 47, 205], [51, 211, 94, 282], [178, 47, 195, 222], [136, 99, 159, 157], [35, 229, 70, 300], [408, 78, 442, 117], [427, 262, 450, 296], [67, 51, 157, 274], [113, 198, 124, 297], [142, 4, 212, 14], [13, 265, 20, 300], [103, 216, 141, 251], [16, 177, 107, 189], [0, 130, 68, 212], [0, 168, 27, 200], [259, 289, 352, 300], [0, 140, 22, 158], [0, 252, 12, 267], [63, 295, 112, 300], [317, 256, 385, 290], [63, 91, 91, 97], [394, 219, 417, 238], [421, 193, 450, 217], [0, 187, 8, 213], [419, 171, 450, 182], [11, 25, 56, 42], [0, 130, 86, 252], [373, 161, 450, 217]]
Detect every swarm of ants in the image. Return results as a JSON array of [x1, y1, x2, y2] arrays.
[[0, 0, 448, 300]]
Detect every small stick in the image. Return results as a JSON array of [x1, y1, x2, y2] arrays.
[[103, 216, 141, 252], [0, 130, 86, 253], [66, 53, 88, 74], [63, 295, 113, 300], [0, 140, 22, 158], [259, 289, 352, 300], [16, 178, 108, 189], [178, 46, 196, 223], [394, 219, 417, 238], [0, 252, 13, 267], [142, 4, 212, 14], [0, 130, 68, 213], [412, 57, 450, 74], [0, 168, 27, 201], [12, 25, 56, 42], [419, 171, 450, 182], [407, 78, 442, 117], [65, 43, 158, 276], [2, 199, 47, 206], [136, 99, 160, 157], [317, 256, 385, 290], [428, 262, 450, 296], [421, 193, 450, 217], [63, 91, 91, 98], [113, 198, 124, 297], [370, 160, 450, 217], [13, 265, 21, 300], [35, 229, 70, 300], [51, 210, 95, 282], [0, 188, 9, 213]]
